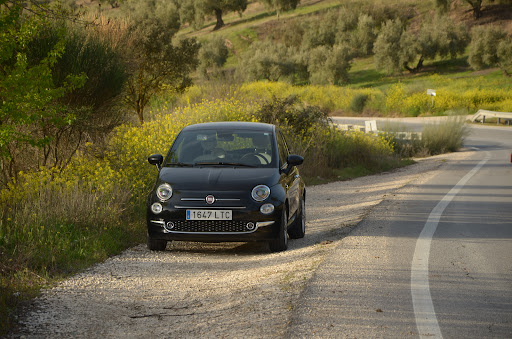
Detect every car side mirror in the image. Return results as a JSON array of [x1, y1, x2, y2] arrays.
[[282, 154, 304, 174], [287, 154, 304, 167], [148, 154, 163, 170]]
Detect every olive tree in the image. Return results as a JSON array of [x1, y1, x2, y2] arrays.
[[497, 38, 512, 76], [121, 1, 199, 124], [238, 40, 296, 82], [259, 0, 300, 18], [374, 16, 468, 74], [350, 14, 377, 57], [373, 19, 404, 74], [400, 16, 468, 73], [307, 45, 352, 85], [198, 36, 229, 79], [434, 0, 512, 19], [178, 0, 247, 31], [468, 25, 512, 75]]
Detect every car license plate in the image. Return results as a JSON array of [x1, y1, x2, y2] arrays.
[[186, 210, 232, 220]]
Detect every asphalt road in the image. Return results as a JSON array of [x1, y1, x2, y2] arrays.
[[288, 119, 512, 338]]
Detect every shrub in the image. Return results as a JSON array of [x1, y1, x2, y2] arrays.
[[350, 93, 370, 113], [422, 116, 469, 155], [254, 95, 330, 137]]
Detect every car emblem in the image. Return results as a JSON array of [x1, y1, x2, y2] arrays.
[[205, 195, 215, 204]]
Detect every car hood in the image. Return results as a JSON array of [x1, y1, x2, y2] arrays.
[[158, 167, 281, 191]]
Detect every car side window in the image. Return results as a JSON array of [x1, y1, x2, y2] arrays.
[[277, 131, 289, 168]]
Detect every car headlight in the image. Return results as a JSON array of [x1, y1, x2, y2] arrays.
[[251, 185, 270, 202], [156, 183, 173, 201]]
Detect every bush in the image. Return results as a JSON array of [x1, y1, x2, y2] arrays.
[[422, 116, 469, 155], [350, 93, 370, 113], [254, 95, 330, 137], [23, 21, 128, 170]]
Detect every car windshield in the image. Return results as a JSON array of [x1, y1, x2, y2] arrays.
[[165, 129, 275, 168]]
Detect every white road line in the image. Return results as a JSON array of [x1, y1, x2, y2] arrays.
[[411, 151, 490, 338]]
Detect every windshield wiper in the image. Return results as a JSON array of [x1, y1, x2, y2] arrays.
[[194, 161, 256, 168], [166, 162, 194, 167]]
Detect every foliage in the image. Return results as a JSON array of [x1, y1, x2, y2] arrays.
[[400, 15, 469, 73], [177, 0, 248, 31], [307, 45, 353, 85], [198, 36, 229, 79], [374, 16, 468, 74], [301, 10, 339, 50], [22, 22, 128, 172], [350, 93, 370, 113], [468, 25, 511, 76], [123, 14, 200, 124], [238, 40, 297, 82], [435, 0, 450, 13], [260, 0, 301, 17], [422, 115, 469, 154], [351, 14, 377, 57], [497, 38, 512, 76], [254, 95, 330, 137], [0, 1, 86, 185], [373, 19, 404, 74]]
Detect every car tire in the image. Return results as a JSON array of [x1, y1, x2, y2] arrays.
[[269, 208, 288, 252], [288, 196, 305, 239], [147, 234, 167, 251]]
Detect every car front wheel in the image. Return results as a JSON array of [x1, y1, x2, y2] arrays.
[[288, 196, 305, 239], [147, 233, 167, 251], [269, 208, 288, 252]]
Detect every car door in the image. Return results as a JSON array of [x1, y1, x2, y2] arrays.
[[276, 130, 300, 219]]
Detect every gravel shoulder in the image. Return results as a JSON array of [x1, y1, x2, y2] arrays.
[[11, 150, 473, 338]]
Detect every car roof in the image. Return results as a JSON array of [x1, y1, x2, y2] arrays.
[[182, 121, 275, 132]]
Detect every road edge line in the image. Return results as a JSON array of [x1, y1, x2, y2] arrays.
[[411, 151, 490, 338]]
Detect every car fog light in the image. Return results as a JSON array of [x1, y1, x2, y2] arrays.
[[151, 202, 163, 214], [246, 222, 256, 231], [260, 203, 275, 215], [164, 222, 175, 232]]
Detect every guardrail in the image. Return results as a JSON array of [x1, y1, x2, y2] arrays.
[[471, 109, 512, 124], [335, 120, 422, 140]]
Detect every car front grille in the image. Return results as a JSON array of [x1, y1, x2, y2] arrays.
[[168, 220, 254, 234]]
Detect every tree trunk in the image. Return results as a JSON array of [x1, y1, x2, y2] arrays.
[[404, 56, 424, 73], [468, 0, 483, 19], [213, 8, 224, 31], [473, 6, 482, 19]]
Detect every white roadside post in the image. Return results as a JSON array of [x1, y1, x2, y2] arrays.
[[427, 89, 436, 108]]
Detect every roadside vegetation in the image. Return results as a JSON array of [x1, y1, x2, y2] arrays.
[[1, 0, 510, 334]]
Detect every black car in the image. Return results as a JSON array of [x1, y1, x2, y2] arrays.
[[146, 121, 306, 252]]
